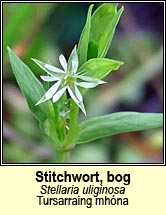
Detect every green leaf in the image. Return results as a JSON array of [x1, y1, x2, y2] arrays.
[[77, 4, 94, 66], [39, 119, 61, 149], [7, 46, 55, 122], [78, 58, 123, 79], [76, 112, 163, 144], [90, 3, 124, 58], [87, 40, 98, 60]]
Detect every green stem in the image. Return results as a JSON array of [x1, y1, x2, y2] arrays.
[[64, 101, 79, 147], [53, 101, 79, 163], [55, 149, 71, 163]]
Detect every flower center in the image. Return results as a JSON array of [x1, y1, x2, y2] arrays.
[[64, 75, 75, 85]]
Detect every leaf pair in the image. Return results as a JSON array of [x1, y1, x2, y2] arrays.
[[77, 3, 124, 80], [75, 3, 163, 144], [78, 3, 124, 65]]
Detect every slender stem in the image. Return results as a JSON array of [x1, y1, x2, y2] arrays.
[[53, 101, 79, 163], [64, 100, 79, 147], [55, 149, 71, 163]]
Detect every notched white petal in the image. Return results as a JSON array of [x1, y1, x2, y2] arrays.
[[78, 75, 106, 84], [76, 82, 100, 88], [72, 55, 78, 74], [75, 85, 83, 102], [44, 64, 65, 74], [40, 76, 60, 82], [45, 81, 61, 100], [78, 102, 86, 116], [67, 86, 86, 115], [68, 45, 78, 74], [52, 86, 67, 103], [72, 47, 78, 74], [35, 96, 47, 106], [67, 86, 79, 103], [59, 54, 67, 71], [76, 75, 106, 88], [32, 58, 59, 77], [31, 58, 45, 66], [35, 81, 61, 106], [97, 80, 106, 84], [31, 58, 48, 72]]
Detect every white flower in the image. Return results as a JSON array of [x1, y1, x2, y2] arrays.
[[32, 46, 105, 115]]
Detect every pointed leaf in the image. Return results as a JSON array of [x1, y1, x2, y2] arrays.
[[90, 3, 124, 58], [77, 4, 94, 66], [78, 58, 123, 79], [76, 112, 163, 144], [7, 47, 55, 122], [87, 40, 98, 60]]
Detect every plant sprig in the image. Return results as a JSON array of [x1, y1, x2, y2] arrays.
[[8, 3, 163, 163]]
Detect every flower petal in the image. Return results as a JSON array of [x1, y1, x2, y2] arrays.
[[75, 85, 83, 102], [67, 86, 86, 115], [78, 74, 106, 84], [76, 82, 102, 88], [72, 57, 78, 74], [67, 45, 78, 74], [52, 86, 67, 103], [59, 54, 67, 71], [32, 58, 55, 76], [32, 58, 63, 77], [35, 81, 61, 105], [67, 86, 79, 103], [40, 76, 60, 82], [44, 64, 65, 74], [78, 102, 86, 116]]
